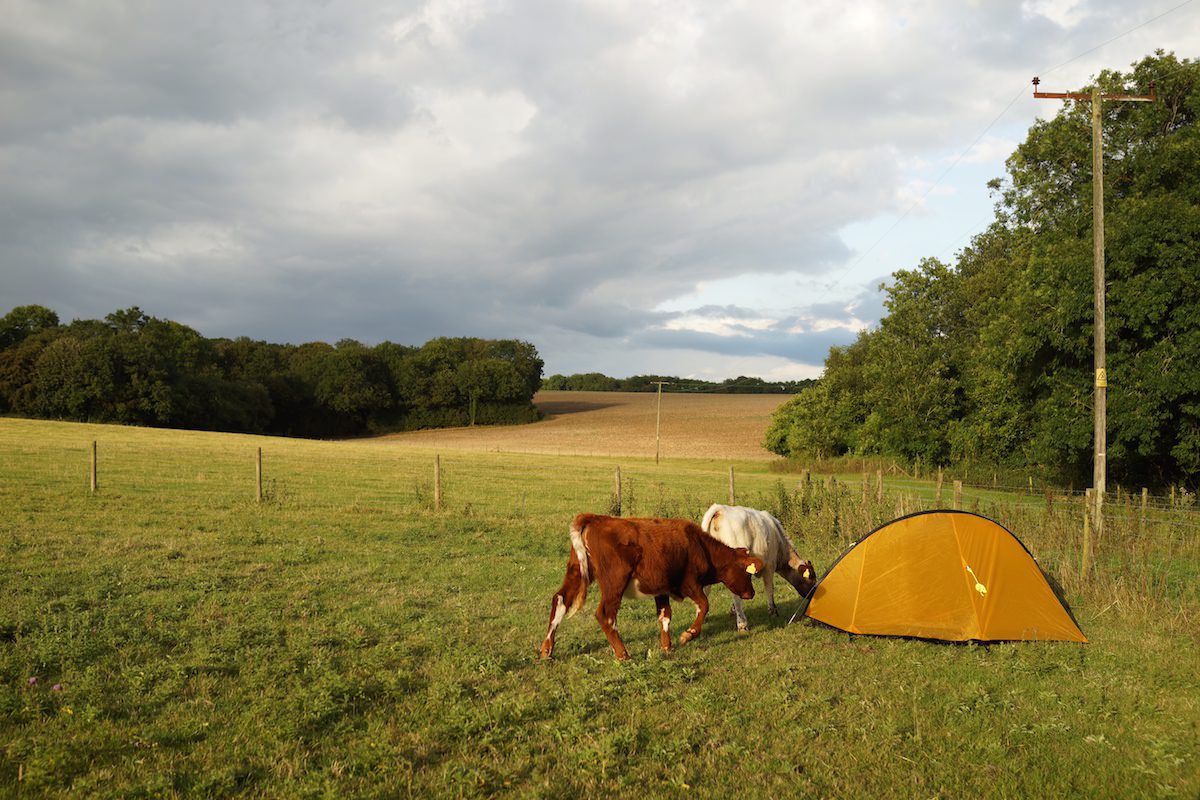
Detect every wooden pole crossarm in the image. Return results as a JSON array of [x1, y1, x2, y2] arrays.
[[1033, 90, 1091, 100], [1032, 77, 1156, 102], [1099, 93, 1157, 103]]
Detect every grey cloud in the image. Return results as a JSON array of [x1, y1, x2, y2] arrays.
[[634, 326, 858, 365], [3, 0, 1196, 378]]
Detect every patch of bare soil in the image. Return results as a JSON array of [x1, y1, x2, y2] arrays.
[[365, 390, 792, 460]]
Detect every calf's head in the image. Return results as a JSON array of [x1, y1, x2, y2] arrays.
[[780, 549, 819, 597], [793, 559, 817, 597], [721, 548, 765, 600]]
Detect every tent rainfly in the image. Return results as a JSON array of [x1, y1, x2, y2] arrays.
[[801, 510, 1086, 643]]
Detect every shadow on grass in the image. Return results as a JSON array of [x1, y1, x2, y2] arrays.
[[534, 400, 620, 418]]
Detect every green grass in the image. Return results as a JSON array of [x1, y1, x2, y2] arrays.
[[1, 418, 1197, 798]]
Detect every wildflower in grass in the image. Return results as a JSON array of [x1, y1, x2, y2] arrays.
[[27, 677, 38, 687], [51, 683, 63, 692]]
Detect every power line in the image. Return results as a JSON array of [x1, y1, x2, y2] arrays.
[[1039, 0, 1196, 79], [823, 0, 1197, 296]]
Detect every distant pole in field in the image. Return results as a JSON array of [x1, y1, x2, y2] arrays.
[[936, 468, 944, 506], [434, 455, 443, 512], [256, 447, 263, 503], [876, 469, 883, 503], [651, 381, 670, 464], [90, 441, 98, 493], [729, 466, 735, 505], [953, 480, 963, 510]]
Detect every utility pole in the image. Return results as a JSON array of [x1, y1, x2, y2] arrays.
[[651, 381, 671, 464], [1032, 76, 1155, 552]]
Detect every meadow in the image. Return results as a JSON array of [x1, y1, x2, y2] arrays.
[[0, 408, 1197, 798]]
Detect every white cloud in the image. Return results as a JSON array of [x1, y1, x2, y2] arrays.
[[1022, 0, 1087, 28]]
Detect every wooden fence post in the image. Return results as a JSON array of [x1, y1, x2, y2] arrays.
[[1141, 487, 1148, 518], [256, 447, 263, 503], [434, 455, 443, 512], [729, 466, 736, 505], [876, 469, 883, 502], [1081, 489, 1094, 579], [936, 468, 944, 506], [90, 441, 98, 493], [799, 469, 810, 487], [953, 480, 963, 510], [615, 466, 622, 516]]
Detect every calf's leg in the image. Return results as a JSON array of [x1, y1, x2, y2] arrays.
[[730, 596, 749, 631], [763, 567, 778, 616], [595, 593, 630, 661], [655, 595, 673, 652], [678, 584, 709, 646]]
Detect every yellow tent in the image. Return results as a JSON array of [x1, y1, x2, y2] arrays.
[[803, 511, 1086, 643]]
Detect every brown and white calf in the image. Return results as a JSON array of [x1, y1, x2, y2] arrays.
[[701, 504, 816, 631], [538, 513, 765, 661]]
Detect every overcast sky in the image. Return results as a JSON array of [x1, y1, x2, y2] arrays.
[[2, 1, 1197, 380]]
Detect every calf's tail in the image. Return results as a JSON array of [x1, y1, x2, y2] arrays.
[[565, 517, 591, 615]]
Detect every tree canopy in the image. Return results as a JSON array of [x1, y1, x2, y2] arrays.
[[0, 306, 544, 437], [542, 372, 813, 394], [765, 52, 1200, 488]]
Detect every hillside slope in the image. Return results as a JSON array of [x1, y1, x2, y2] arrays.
[[367, 390, 791, 460]]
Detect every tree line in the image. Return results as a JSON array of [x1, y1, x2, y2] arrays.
[[542, 372, 814, 394], [0, 305, 544, 438], [766, 52, 1200, 489]]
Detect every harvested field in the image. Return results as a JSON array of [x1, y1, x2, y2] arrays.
[[368, 390, 792, 460]]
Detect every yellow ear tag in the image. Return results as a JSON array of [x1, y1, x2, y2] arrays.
[[803, 568, 812, 580], [746, 563, 758, 575]]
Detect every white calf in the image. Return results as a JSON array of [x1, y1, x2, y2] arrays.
[[700, 504, 816, 630]]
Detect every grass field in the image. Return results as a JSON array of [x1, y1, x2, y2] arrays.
[[1, 412, 1197, 798]]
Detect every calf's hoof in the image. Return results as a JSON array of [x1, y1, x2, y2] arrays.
[[678, 630, 696, 646]]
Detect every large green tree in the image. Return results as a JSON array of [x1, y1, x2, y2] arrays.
[[766, 52, 1200, 488]]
